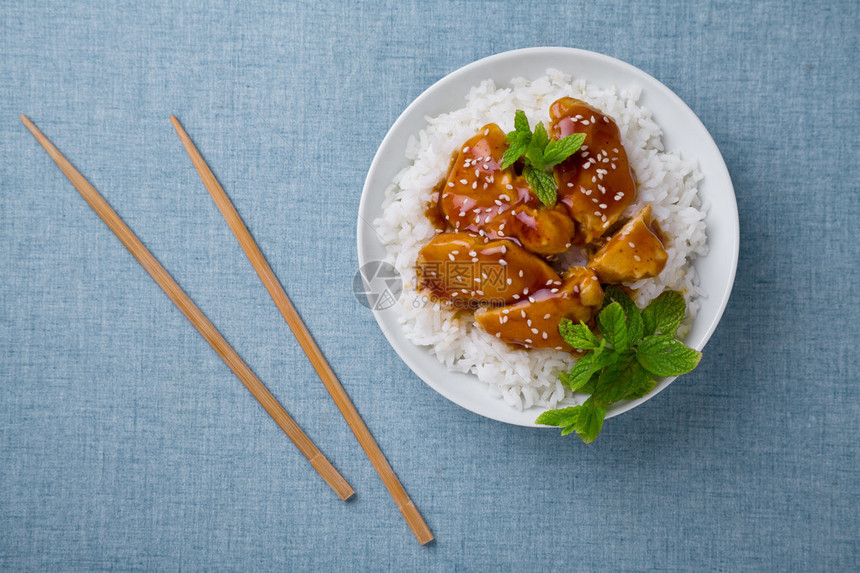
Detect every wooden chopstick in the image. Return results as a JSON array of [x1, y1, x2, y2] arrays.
[[20, 115, 354, 502], [170, 116, 434, 545]]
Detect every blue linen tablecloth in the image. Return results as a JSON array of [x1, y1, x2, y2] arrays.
[[1, 1, 858, 570]]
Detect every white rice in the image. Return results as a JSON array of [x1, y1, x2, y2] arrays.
[[374, 69, 708, 410]]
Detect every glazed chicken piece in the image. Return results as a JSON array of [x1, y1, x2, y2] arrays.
[[416, 232, 560, 306], [475, 267, 604, 350], [549, 97, 637, 245], [589, 205, 668, 283], [438, 123, 576, 255]]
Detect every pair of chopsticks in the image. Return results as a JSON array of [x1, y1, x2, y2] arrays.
[[21, 115, 433, 545]]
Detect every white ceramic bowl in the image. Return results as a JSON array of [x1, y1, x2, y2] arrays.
[[357, 47, 738, 426]]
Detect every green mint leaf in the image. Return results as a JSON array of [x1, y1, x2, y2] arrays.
[[573, 397, 606, 443], [577, 372, 599, 395], [642, 291, 686, 337], [604, 286, 644, 344], [597, 302, 629, 352], [636, 335, 702, 377], [535, 406, 585, 438], [535, 406, 579, 428], [560, 344, 617, 392], [591, 358, 624, 406], [559, 318, 600, 350], [524, 165, 557, 207], [513, 109, 530, 133], [526, 121, 550, 168], [593, 354, 652, 405], [560, 424, 578, 436], [500, 136, 530, 169], [574, 370, 598, 395], [624, 374, 657, 400], [561, 353, 600, 391], [543, 133, 586, 167]]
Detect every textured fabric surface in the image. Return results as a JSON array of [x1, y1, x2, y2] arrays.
[[1, 1, 858, 570]]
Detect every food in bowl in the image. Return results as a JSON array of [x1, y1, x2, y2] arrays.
[[374, 69, 707, 440]]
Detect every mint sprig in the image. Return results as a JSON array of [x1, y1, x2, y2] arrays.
[[499, 110, 585, 207], [537, 286, 702, 443]]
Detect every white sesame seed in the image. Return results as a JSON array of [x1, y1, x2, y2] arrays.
[[496, 333, 501, 338], [447, 181, 454, 187], [518, 270, 524, 278], [459, 179, 467, 185], [542, 332, 548, 339], [512, 294, 520, 300], [506, 184, 513, 190], [521, 310, 527, 318], [525, 338, 533, 344], [633, 255, 642, 262], [531, 328, 539, 334], [551, 288, 559, 293], [628, 242, 636, 248], [472, 181, 477, 189], [528, 296, 535, 303], [523, 288, 529, 295], [498, 259, 507, 266], [506, 278, 512, 285], [599, 203, 607, 209], [543, 313, 551, 319]]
